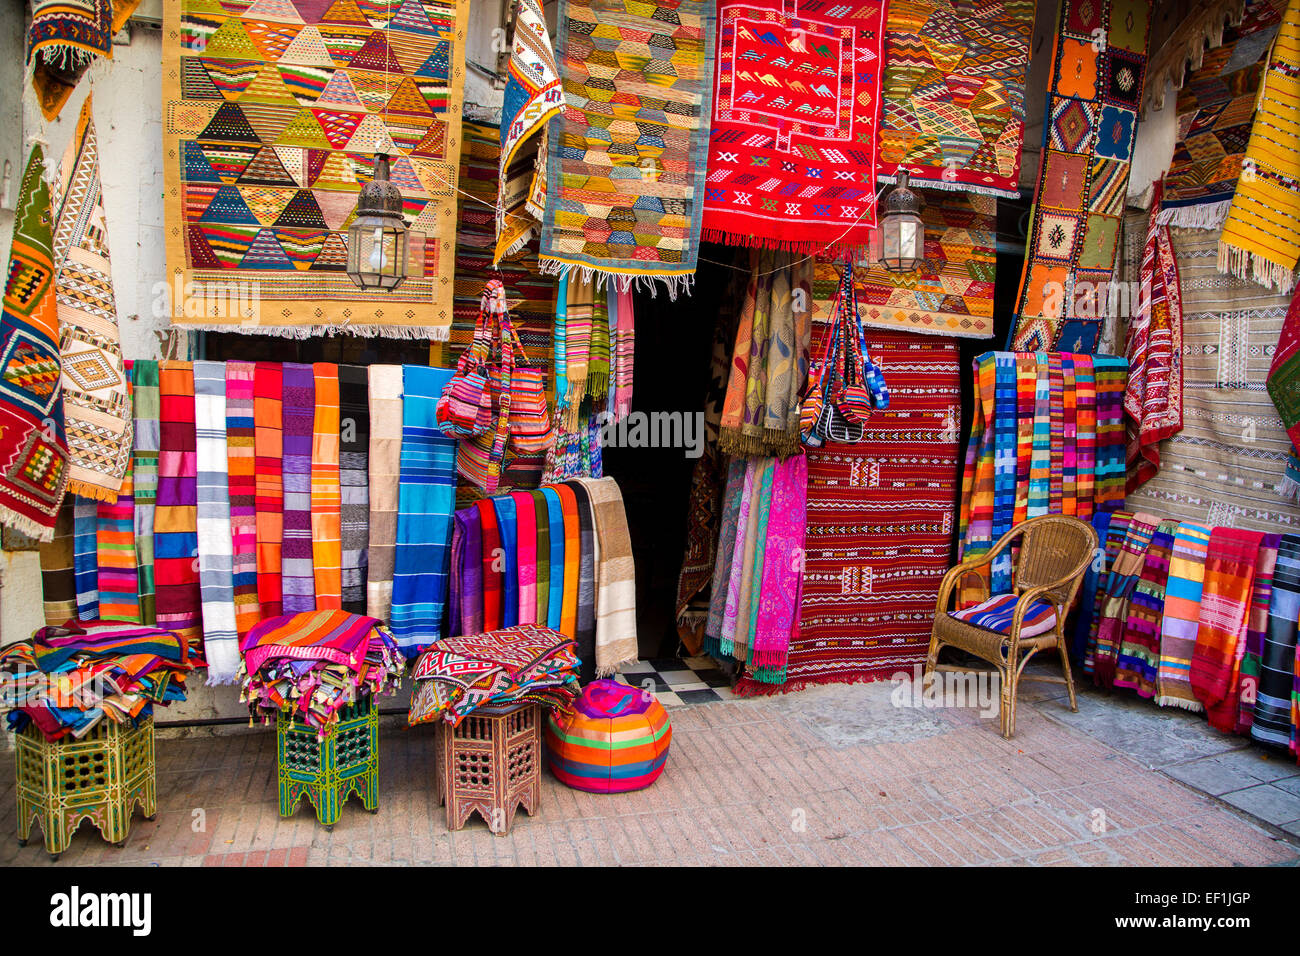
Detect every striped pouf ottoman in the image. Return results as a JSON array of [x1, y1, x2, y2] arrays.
[[544, 679, 671, 793]]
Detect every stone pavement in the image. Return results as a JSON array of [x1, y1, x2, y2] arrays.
[[0, 672, 1297, 866]]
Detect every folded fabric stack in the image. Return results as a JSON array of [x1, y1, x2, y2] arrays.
[[0, 621, 191, 741], [1075, 509, 1300, 759], [408, 625, 580, 728], [448, 476, 638, 682], [237, 610, 405, 735]]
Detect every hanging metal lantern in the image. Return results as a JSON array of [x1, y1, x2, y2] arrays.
[[877, 170, 926, 273], [347, 154, 408, 291]]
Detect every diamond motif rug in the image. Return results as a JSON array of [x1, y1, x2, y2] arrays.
[[1008, 0, 1152, 354], [540, 0, 716, 296], [877, 0, 1036, 199], [162, 0, 469, 337]]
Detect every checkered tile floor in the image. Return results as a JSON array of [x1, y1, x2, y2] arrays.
[[613, 656, 736, 707]]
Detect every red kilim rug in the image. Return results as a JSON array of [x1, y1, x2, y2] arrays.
[[700, 0, 887, 254], [735, 326, 961, 694]]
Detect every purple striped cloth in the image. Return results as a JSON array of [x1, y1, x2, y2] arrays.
[[280, 364, 316, 614], [949, 593, 1058, 639]]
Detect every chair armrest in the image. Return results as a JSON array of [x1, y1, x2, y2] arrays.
[[935, 559, 990, 614]]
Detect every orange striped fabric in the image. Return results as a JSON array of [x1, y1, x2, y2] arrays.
[[312, 363, 342, 610]]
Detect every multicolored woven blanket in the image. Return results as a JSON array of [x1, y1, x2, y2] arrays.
[[29, 0, 140, 121], [1008, 0, 1152, 353], [877, 0, 1035, 198], [700, 0, 886, 255], [540, 0, 716, 295], [0, 147, 71, 541], [162, 0, 469, 336]]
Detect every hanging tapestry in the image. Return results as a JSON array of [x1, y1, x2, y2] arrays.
[[700, 0, 886, 254], [162, 0, 469, 337], [737, 331, 961, 693], [1008, 0, 1153, 354], [811, 190, 997, 339], [1218, 0, 1300, 293], [1191, 527, 1266, 730], [495, 0, 563, 262], [0, 147, 71, 541], [1126, 226, 1300, 532], [29, 0, 139, 121], [1157, 0, 1288, 229], [540, 0, 716, 294], [1123, 198, 1183, 491], [1252, 533, 1300, 745], [877, 0, 1036, 198], [53, 96, 132, 503]]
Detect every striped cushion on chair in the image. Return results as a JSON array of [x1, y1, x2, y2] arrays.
[[949, 594, 1057, 638]]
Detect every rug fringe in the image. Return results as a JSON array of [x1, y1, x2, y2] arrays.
[[700, 227, 870, 259], [594, 652, 640, 679], [1280, 471, 1300, 501], [874, 172, 1021, 200], [167, 322, 452, 341], [65, 478, 120, 503], [732, 669, 894, 697], [0, 506, 57, 543], [1155, 200, 1232, 230], [1155, 694, 1205, 712], [536, 257, 695, 300], [1217, 241, 1298, 293]]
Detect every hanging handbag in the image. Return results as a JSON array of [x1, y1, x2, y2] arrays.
[[452, 279, 514, 493], [500, 309, 555, 454], [437, 286, 497, 438]]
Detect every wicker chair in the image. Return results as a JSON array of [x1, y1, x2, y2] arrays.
[[926, 514, 1098, 738]]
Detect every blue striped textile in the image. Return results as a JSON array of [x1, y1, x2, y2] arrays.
[[390, 365, 457, 656]]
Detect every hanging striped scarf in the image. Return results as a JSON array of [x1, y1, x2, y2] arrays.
[[131, 359, 159, 625], [1253, 533, 1300, 746], [560, 480, 598, 683], [253, 362, 283, 620], [750, 454, 807, 679], [1075, 354, 1098, 519], [97, 489, 145, 618], [338, 365, 369, 615], [193, 360, 238, 683], [613, 288, 635, 420], [1073, 511, 1114, 659], [1027, 353, 1052, 517], [1238, 535, 1281, 733], [1083, 510, 1133, 673], [722, 460, 761, 658], [390, 365, 457, 655], [1192, 527, 1265, 730], [558, 277, 596, 427], [155, 361, 202, 662], [1158, 521, 1212, 710], [736, 459, 776, 664], [311, 363, 342, 610], [573, 476, 636, 678], [39, 506, 76, 625], [1061, 354, 1077, 515], [1125, 189, 1184, 491], [1115, 518, 1179, 698], [224, 361, 258, 636], [1091, 512, 1160, 687], [280, 364, 315, 614], [366, 365, 403, 622], [704, 459, 747, 655], [73, 495, 99, 619], [1094, 356, 1129, 512]]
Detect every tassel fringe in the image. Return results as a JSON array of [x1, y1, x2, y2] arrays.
[[65, 478, 120, 503], [0, 506, 56, 543], [1155, 695, 1205, 712], [875, 172, 1021, 200], [1217, 241, 1298, 294], [536, 257, 694, 300], [1279, 470, 1300, 502], [699, 227, 869, 259], [1154, 199, 1232, 230]]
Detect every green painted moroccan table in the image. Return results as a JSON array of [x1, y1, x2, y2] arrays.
[[15, 716, 156, 861], [277, 697, 379, 829]]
